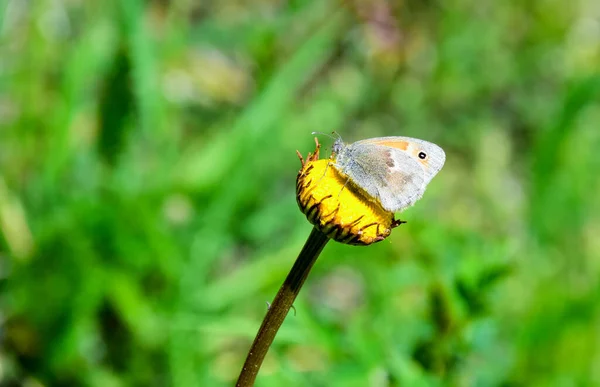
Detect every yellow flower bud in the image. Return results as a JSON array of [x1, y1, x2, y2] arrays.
[[296, 140, 403, 245]]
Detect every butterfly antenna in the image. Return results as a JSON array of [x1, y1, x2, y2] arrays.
[[311, 131, 342, 141], [312, 132, 343, 159]]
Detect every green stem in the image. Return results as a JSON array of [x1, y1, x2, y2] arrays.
[[235, 227, 330, 386]]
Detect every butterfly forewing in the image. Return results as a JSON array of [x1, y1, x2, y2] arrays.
[[337, 143, 427, 212], [359, 136, 445, 184], [332, 135, 445, 213]]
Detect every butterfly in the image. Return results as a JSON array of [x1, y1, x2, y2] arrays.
[[331, 136, 446, 212]]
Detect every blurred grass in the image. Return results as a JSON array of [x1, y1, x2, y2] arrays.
[[1, 0, 600, 386]]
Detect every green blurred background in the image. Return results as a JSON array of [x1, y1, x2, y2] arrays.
[[1, 0, 599, 386]]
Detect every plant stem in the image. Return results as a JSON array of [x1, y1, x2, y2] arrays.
[[235, 227, 330, 386]]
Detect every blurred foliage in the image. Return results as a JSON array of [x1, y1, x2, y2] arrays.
[[1, 0, 600, 386]]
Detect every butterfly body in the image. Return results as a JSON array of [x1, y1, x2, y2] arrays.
[[331, 136, 445, 212]]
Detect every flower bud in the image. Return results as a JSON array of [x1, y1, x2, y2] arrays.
[[296, 141, 402, 245]]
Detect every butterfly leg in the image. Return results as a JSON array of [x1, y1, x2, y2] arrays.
[[313, 159, 335, 188], [336, 175, 351, 198]]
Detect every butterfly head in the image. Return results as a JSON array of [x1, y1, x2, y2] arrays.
[[332, 137, 346, 158]]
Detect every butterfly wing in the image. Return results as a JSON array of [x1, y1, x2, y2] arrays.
[[334, 143, 426, 212], [335, 136, 445, 212], [355, 136, 446, 186]]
